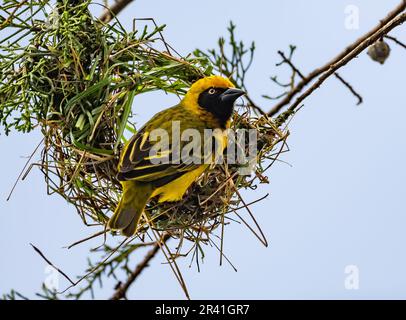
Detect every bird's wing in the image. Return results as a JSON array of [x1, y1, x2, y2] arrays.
[[117, 109, 220, 186]]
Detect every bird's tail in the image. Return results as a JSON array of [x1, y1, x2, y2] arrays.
[[108, 181, 153, 237]]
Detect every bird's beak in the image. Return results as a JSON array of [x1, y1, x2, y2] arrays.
[[221, 88, 245, 103]]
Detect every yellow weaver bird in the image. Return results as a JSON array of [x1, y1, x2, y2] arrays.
[[109, 76, 245, 236]]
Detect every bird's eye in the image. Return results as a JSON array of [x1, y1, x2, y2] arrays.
[[208, 88, 216, 95]]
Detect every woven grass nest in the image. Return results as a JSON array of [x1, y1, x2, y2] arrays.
[[0, 1, 289, 253]]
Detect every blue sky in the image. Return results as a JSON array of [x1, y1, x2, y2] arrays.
[[1, 0, 406, 299]]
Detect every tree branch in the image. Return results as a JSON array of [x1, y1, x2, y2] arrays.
[[269, 0, 406, 116], [99, 0, 135, 23], [275, 11, 406, 125], [110, 233, 171, 300], [278, 51, 363, 106]]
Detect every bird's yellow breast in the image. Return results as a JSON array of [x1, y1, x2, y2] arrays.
[[151, 128, 228, 203], [151, 165, 208, 203]]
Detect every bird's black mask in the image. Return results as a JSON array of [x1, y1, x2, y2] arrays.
[[198, 87, 245, 128]]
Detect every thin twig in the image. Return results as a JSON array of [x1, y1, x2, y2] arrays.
[[245, 95, 266, 116], [208, 238, 238, 272], [30, 243, 75, 285], [278, 51, 363, 105], [65, 229, 110, 249], [384, 34, 406, 49], [277, 50, 306, 79], [60, 238, 129, 294], [6, 138, 43, 201], [334, 73, 363, 105], [110, 233, 171, 300], [222, 168, 268, 247], [148, 229, 190, 299], [0, 0, 28, 28]]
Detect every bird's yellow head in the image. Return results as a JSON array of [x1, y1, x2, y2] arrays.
[[182, 76, 245, 128]]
